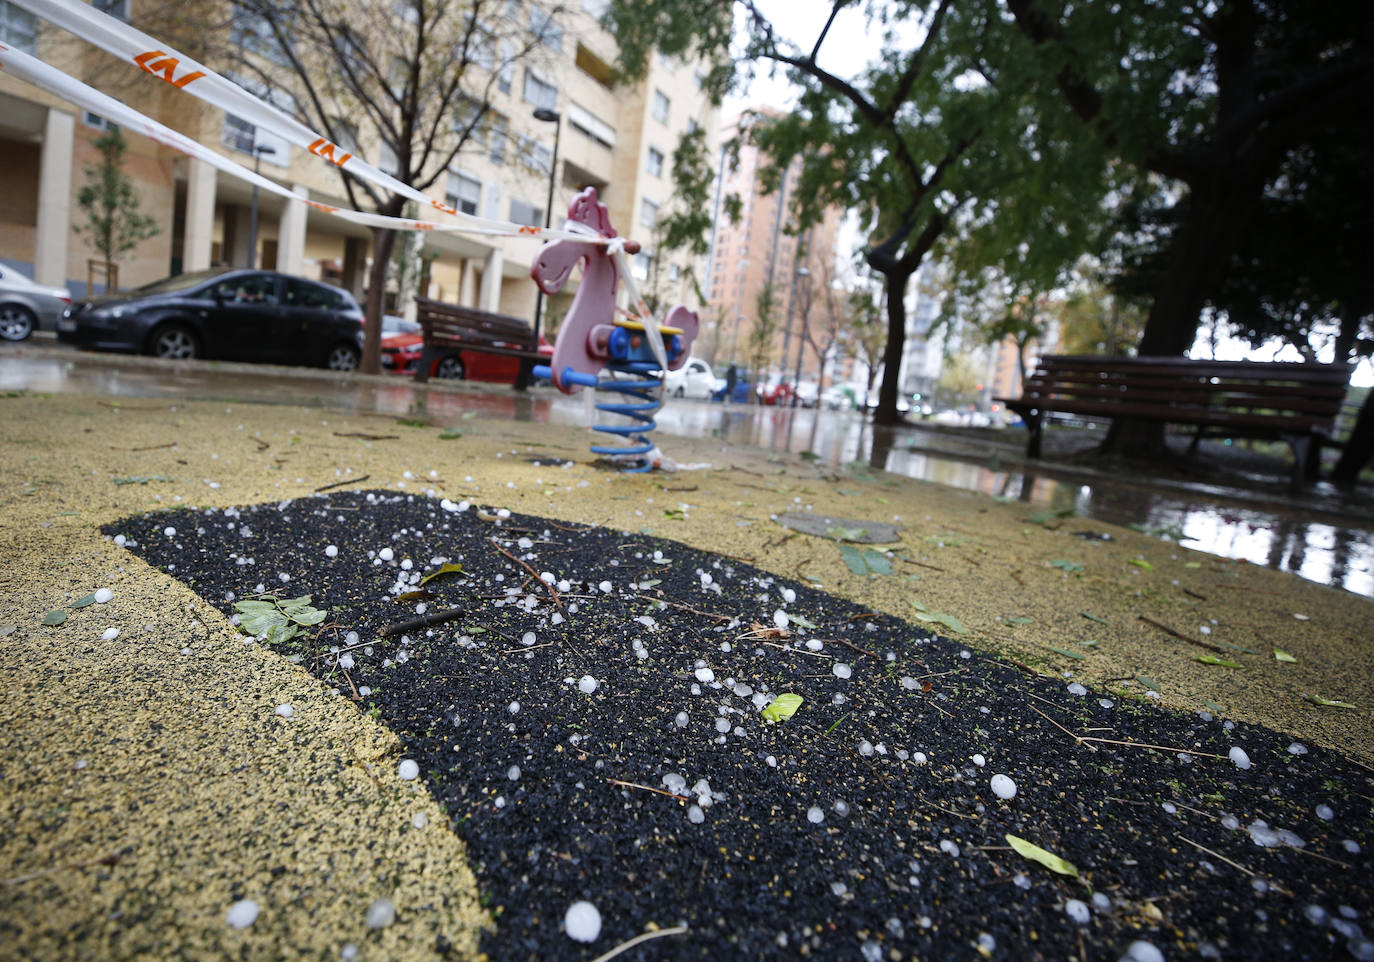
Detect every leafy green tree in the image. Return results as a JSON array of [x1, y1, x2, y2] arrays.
[[1005, 0, 1374, 357], [608, 0, 1119, 427], [75, 129, 159, 291], [746, 281, 780, 402]]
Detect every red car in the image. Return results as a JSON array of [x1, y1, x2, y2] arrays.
[[376, 315, 552, 383]]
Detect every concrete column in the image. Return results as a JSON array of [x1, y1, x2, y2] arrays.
[[224, 205, 251, 267], [459, 257, 478, 306], [478, 247, 503, 312], [35, 108, 74, 288], [277, 184, 308, 276], [182, 157, 216, 272]]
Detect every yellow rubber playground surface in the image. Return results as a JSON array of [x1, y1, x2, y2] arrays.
[[1, 382, 1370, 960]]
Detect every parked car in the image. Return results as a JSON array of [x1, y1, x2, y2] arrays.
[[378, 314, 553, 383], [757, 372, 794, 406], [794, 379, 819, 408], [0, 264, 72, 340], [58, 268, 365, 369], [711, 367, 755, 403], [661, 357, 715, 399], [821, 383, 864, 410]]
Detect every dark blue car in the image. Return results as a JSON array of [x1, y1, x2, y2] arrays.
[[58, 268, 365, 370], [711, 367, 754, 403]]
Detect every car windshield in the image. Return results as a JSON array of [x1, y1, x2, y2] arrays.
[[382, 315, 422, 335], [135, 269, 228, 295]]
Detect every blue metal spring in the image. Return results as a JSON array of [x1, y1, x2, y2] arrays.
[[532, 361, 663, 472]]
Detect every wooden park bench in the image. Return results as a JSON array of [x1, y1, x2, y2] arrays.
[[412, 296, 545, 384], [995, 355, 1353, 492]]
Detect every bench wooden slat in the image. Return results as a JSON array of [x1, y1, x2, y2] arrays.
[[412, 296, 544, 383], [997, 354, 1353, 493]]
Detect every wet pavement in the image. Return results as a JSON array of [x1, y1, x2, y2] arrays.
[[4, 340, 1372, 597]]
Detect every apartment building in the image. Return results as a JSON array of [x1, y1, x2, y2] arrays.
[[704, 113, 843, 381], [0, 0, 718, 330]]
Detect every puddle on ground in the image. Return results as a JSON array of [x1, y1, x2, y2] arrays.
[[4, 349, 1371, 597]]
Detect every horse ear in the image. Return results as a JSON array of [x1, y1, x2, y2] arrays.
[[664, 305, 700, 369], [568, 186, 614, 236]]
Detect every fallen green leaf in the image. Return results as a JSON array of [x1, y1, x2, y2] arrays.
[[1050, 647, 1086, 661], [1050, 560, 1085, 573], [1006, 617, 1034, 625], [799, 451, 819, 462], [1128, 559, 1155, 571], [42, 610, 67, 626], [396, 418, 428, 428], [1184, 561, 1202, 569], [1137, 676, 1161, 690], [1005, 834, 1079, 877], [396, 590, 435, 602], [639, 578, 662, 589], [419, 562, 465, 586], [1214, 640, 1259, 655], [788, 612, 819, 630], [840, 544, 892, 577], [912, 610, 966, 634], [1204, 700, 1226, 712], [1196, 655, 1243, 668], [1079, 611, 1108, 625], [1273, 648, 1297, 663], [460, 411, 478, 420], [760, 693, 804, 724], [70, 593, 97, 609], [1305, 694, 1357, 709], [828, 525, 870, 542], [663, 508, 686, 520], [438, 430, 463, 440]]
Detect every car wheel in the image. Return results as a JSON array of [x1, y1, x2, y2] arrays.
[[435, 355, 465, 379], [0, 304, 36, 341], [149, 323, 199, 360], [327, 343, 360, 371]]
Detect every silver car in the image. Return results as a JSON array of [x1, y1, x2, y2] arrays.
[[0, 265, 72, 340]]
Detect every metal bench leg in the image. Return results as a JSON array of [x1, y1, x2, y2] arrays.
[[1025, 413, 1044, 459], [1284, 434, 1309, 495], [1305, 437, 1324, 479], [415, 347, 436, 384]]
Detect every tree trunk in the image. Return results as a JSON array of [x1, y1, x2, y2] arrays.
[[362, 227, 399, 375], [1137, 171, 1267, 355], [873, 267, 913, 426], [1331, 388, 1374, 485]]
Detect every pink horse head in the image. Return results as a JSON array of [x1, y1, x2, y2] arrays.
[[530, 186, 698, 392], [531, 187, 621, 392]]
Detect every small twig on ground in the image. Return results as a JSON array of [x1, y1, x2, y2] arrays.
[[98, 400, 163, 410], [1211, 583, 1280, 595], [632, 595, 733, 622], [380, 606, 467, 638], [251, 437, 269, 451], [340, 667, 361, 701], [1181, 587, 1208, 601], [899, 557, 946, 573], [112, 441, 175, 451], [1027, 704, 1099, 752], [606, 778, 690, 802], [1137, 615, 1231, 655], [846, 612, 881, 622], [1179, 835, 1254, 877], [314, 475, 371, 493], [490, 537, 563, 611], [824, 637, 880, 660], [1009, 568, 1025, 586], [763, 532, 797, 551], [333, 431, 398, 441], [500, 642, 555, 654], [761, 641, 833, 659], [587, 926, 690, 962], [659, 485, 698, 492], [1285, 846, 1353, 870], [0, 847, 125, 887]]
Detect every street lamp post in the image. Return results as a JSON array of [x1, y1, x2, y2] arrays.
[[247, 143, 276, 270], [521, 107, 560, 390]]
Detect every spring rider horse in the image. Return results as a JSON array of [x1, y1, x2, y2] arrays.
[[531, 187, 698, 472]]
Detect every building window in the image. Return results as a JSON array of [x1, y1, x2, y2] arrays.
[[651, 90, 669, 124], [668, 263, 681, 282], [446, 172, 481, 215], [632, 252, 651, 280], [510, 198, 544, 227], [222, 114, 256, 152], [639, 199, 658, 228], [530, 6, 563, 51], [92, 0, 129, 21], [0, 1, 37, 54], [84, 111, 119, 133], [568, 103, 615, 150], [488, 113, 508, 164], [518, 135, 552, 174], [646, 146, 664, 177], [523, 69, 557, 111], [497, 39, 515, 93]]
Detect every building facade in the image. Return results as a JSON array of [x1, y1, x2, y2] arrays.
[[0, 0, 717, 332], [703, 113, 844, 382]]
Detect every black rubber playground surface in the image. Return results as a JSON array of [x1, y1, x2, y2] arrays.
[[108, 491, 1374, 961]]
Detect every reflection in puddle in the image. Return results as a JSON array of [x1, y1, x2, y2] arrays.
[[4, 352, 1370, 597]]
